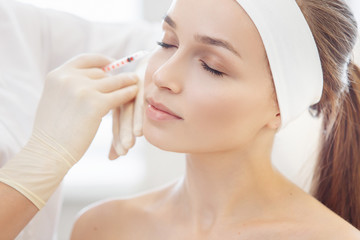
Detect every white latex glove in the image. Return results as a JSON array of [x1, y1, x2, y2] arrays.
[[0, 54, 138, 208], [108, 80, 144, 158], [108, 58, 147, 159]]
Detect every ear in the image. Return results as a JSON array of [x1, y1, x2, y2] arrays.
[[267, 112, 281, 130]]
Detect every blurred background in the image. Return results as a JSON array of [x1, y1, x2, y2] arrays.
[[14, 0, 360, 239]]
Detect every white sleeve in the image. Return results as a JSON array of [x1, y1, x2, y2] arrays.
[[40, 8, 162, 72], [0, 0, 47, 165], [5, 0, 161, 73]]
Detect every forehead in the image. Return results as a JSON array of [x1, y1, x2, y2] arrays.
[[167, 0, 264, 57]]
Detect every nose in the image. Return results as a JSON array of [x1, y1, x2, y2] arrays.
[[153, 53, 184, 94]]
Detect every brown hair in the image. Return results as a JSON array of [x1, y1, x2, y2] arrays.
[[296, 0, 360, 229]]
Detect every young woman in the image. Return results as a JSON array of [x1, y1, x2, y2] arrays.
[[71, 0, 360, 238]]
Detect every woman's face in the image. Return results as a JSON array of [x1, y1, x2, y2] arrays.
[[143, 0, 280, 154]]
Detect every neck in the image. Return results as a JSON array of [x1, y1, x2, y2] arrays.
[[173, 130, 291, 229]]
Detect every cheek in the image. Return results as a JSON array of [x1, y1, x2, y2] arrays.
[[184, 83, 269, 148]]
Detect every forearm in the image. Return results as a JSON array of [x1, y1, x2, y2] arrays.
[[0, 182, 38, 240], [0, 129, 76, 238], [0, 131, 76, 239]]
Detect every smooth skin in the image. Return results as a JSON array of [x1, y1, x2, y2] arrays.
[[0, 182, 38, 239], [71, 0, 360, 239]]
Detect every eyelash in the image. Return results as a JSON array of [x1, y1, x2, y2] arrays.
[[157, 41, 224, 77], [157, 41, 175, 49], [200, 61, 224, 77]]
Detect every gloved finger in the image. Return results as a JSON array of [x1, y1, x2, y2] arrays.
[[111, 107, 127, 157], [111, 107, 121, 155], [105, 85, 138, 110], [108, 141, 119, 160], [133, 75, 144, 136], [109, 139, 129, 160], [113, 143, 129, 158], [96, 73, 138, 93], [119, 102, 135, 150], [67, 54, 114, 69], [78, 68, 108, 79]]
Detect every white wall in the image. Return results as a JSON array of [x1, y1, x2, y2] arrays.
[[142, 0, 172, 21], [17, 0, 142, 21]]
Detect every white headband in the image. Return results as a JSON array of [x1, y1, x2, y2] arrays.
[[235, 0, 324, 129]]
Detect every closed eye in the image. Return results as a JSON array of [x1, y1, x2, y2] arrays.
[[200, 60, 224, 77], [157, 41, 177, 49], [157, 41, 224, 77]]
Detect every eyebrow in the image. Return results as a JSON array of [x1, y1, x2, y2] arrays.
[[164, 15, 176, 29], [163, 15, 241, 58], [194, 35, 241, 58]]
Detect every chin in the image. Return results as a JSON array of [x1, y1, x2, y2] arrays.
[[143, 132, 180, 153], [142, 127, 189, 153]]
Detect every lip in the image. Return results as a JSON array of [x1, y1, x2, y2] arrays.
[[146, 98, 183, 120]]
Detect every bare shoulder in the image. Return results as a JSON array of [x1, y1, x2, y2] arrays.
[[305, 219, 360, 240], [291, 192, 360, 240], [304, 217, 360, 240], [254, 184, 360, 240], [315, 215, 360, 240], [238, 213, 360, 240], [70, 182, 176, 240], [342, 228, 360, 240]]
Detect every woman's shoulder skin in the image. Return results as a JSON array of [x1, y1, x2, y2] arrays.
[[270, 186, 360, 240], [70, 183, 175, 240], [261, 182, 360, 240], [70, 182, 360, 240]]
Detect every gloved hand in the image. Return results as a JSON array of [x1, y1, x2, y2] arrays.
[[0, 54, 138, 208], [108, 57, 147, 159], [108, 79, 144, 158]]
